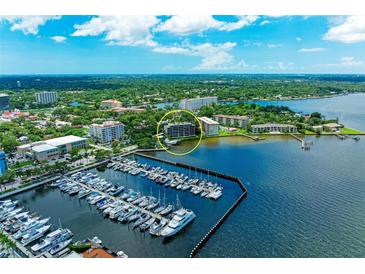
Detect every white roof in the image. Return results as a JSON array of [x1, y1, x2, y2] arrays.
[[252, 123, 296, 128], [199, 117, 219, 125], [45, 135, 87, 147], [31, 144, 58, 153]]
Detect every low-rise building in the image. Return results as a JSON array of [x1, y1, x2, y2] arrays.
[[111, 106, 145, 113], [89, 121, 124, 143], [199, 117, 219, 136], [179, 96, 218, 111], [0, 151, 8, 175], [17, 135, 88, 161], [31, 144, 60, 162], [323, 123, 342, 132], [35, 91, 57, 105], [251, 123, 297, 133], [165, 122, 196, 138], [213, 114, 250, 128], [101, 100, 122, 109]]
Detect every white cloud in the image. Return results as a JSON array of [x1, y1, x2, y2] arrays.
[[153, 41, 249, 71], [323, 16, 365, 43], [155, 15, 221, 36], [71, 16, 160, 47], [277, 61, 295, 70], [50, 36, 67, 43], [267, 43, 282, 48], [296, 37, 302, 41], [156, 15, 258, 36], [316, 56, 363, 68], [298, 47, 326, 52], [339, 56, 363, 66], [218, 16, 259, 31], [0, 16, 61, 35], [260, 20, 270, 26]]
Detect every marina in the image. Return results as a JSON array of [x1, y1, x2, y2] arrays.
[[0, 199, 74, 258], [2, 154, 243, 257]]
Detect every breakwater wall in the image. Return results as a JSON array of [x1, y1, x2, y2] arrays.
[[133, 152, 248, 257]]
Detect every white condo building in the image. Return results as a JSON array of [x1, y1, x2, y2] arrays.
[[213, 114, 250, 128], [179, 96, 218, 111], [35, 91, 57, 105], [89, 121, 124, 143], [198, 117, 219, 136]]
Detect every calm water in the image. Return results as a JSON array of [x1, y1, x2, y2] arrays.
[[12, 155, 241, 258], [247, 93, 365, 131], [10, 94, 365, 257]]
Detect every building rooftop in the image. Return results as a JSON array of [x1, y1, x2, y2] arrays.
[[91, 121, 123, 128], [82, 248, 115, 258], [199, 116, 219, 125], [323, 123, 341, 128], [252, 123, 297, 127], [31, 144, 58, 153], [45, 135, 87, 147], [213, 114, 250, 120], [166, 122, 194, 127]]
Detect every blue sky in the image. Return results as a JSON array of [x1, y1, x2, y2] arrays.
[[0, 15, 364, 74]]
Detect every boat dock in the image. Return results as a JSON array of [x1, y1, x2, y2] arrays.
[[289, 133, 312, 150], [68, 178, 168, 222], [0, 228, 35, 258], [134, 152, 248, 257], [238, 133, 263, 141], [111, 159, 221, 198]]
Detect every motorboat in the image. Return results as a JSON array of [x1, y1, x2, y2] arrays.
[[160, 208, 195, 237], [21, 224, 51, 245], [149, 219, 167, 236], [131, 214, 151, 229], [139, 218, 156, 232], [160, 204, 173, 216], [49, 238, 73, 255], [13, 218, 50, 240]]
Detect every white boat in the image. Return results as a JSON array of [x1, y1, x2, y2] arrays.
[[22, 224, 51, 245], [149, 219, 167, 236], [109, 206, 125, 219], [207, 190, 223, 200], [13, 218, 50, 240], [160, 204, 173, 216], [49, 238, 73, 255], [31, 228, 73, 253], [160, 208, 195, 237]]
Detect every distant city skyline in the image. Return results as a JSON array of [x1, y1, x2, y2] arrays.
[[0, 15, 364, 74]]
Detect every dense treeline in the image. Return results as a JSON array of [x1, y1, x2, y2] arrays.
[[1, 74, 365, 109]]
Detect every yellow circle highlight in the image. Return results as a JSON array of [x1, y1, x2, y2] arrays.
[[156, 109, 203, 156]]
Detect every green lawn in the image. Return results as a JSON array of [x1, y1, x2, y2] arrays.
[[339, 127, 365, 135]]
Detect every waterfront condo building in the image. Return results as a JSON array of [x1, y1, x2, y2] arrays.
[[179, 96, 218, 111], [17, 135, 88, 162], [165, 122, 196, 138], [89, 121, 124, 143], [35, 91, 57, 105], [0, 93, 10, 110], [213, 114, 250, 128], [251, 123, 297, 133], [101, 99, 122, 109], [199, 117, 219, 136], [0, 151, 8, 175]]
